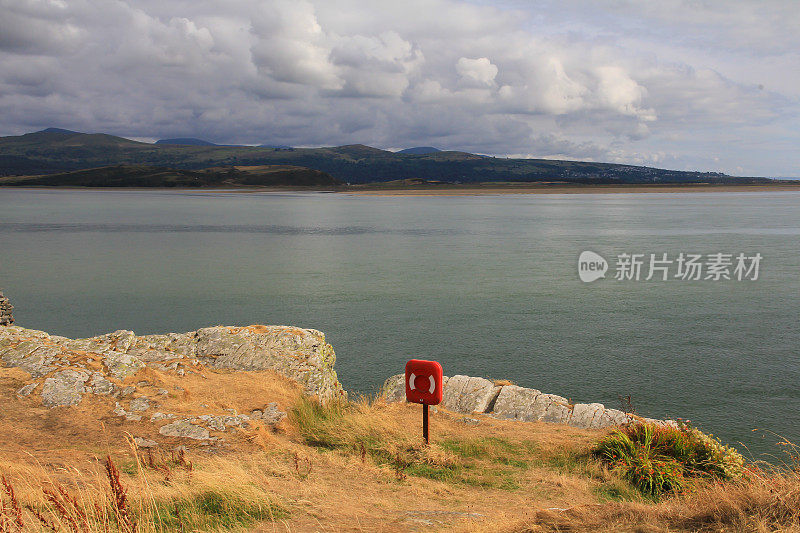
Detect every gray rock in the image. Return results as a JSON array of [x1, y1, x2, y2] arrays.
[[491, 385, 544, 421], [537, 393, 572, 424], [150, 412, 176, 421], [459, 417, 480, 425], [1, 341, 60, 378], [103, 351, 144, 379], [226, 414, 250, 426], [119, 386, 135, 397], [442, 375, 501, 414], [2, 324, 346, 405], [0, 290, 13, 326], [597, 408, 631, 427], [16, 382, 38, 397], [380, 374, 406, 403], [125, 413, 142, 422], [129, 397, 151, 412], [261, 402, 287, 424], [568, 403, 607, 429], [89, 372, 115, 395], [183, 326, 344, 401], [133, 437, 157, 448], [250, 409, 263, 419], [197, 415, 226, 431], [159, 420, 211, 440], [196, 414, 251, 431], [41, 370, 90, 407]]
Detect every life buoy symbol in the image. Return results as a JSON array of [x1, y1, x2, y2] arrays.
[[408, 373, 436, 394], [405, 359, 443, 405]]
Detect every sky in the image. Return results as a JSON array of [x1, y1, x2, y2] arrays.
[[0, 0, 797, 177]]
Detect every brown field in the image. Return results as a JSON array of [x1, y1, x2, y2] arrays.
[[1, 365, 798, 532]]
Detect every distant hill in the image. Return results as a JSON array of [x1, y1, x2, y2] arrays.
[[37, 128, 80, 135], [155, 138, 217, 146], [397, 147, 441, 155], [260, 144, 293, 149], [0, 129, 771, 185], [0, 164, 340, 188]]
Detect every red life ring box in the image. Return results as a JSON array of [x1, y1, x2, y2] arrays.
[[405, 359, 443, 405]]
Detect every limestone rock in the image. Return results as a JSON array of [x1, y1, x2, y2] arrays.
[[89, 372, 115, 395], [442, 375, 501, 414], [1, 324, 345, 406], [261, 402, 287, 424], [17, 382, 38, 397], [597, 408, 630, 427], [196, 414, 251, 431], [182, 326, 343, 400], [380, 374, 406, 403], [159, 420, 211, 440], [41, 370, 90, 407], [103, 351, 144, 379], [568, 403, 606, 429], [537, 393, 572, 424], [491, 385, 544, 421], [1, 339, 60, 378], [129, 397, 151, 412], [133, 437, 157, 448], [0, 290, 13, 326], [380, 372, 656, 430]]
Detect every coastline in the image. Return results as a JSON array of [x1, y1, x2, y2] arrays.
[[4, 182, 800, 195], [342, 182, 800, 196]]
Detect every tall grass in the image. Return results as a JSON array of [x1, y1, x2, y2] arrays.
[[593, 422, 745, 498], [0, 451, 288, 532]]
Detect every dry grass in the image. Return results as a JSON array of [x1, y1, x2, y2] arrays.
[[3, 364, 799, 532], [454, 467, 800, 532]]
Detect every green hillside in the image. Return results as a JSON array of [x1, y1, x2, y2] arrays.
[[0, 129, 771, 184], [0, 164, 339, 188]]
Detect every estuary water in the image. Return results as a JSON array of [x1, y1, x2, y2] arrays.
[[1, 188, 799, 459]]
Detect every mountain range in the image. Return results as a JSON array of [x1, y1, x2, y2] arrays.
[[0, 128, 771, 185]]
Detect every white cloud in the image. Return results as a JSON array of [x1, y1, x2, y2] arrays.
[[456, 57, 498, 85], [0, 0, 796, 175]]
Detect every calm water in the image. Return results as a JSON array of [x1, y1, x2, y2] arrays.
[[1, 188, 799, 459]]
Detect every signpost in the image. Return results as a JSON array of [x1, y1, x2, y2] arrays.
[[405, 359, 443, 444]]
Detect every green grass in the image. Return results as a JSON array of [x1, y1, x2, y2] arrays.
[[290, 397, 533, 490], [151, 490, 288, 531], [593, 422, 745, 498]]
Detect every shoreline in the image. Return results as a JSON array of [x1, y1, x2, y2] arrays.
[[342, 182, 800, 196], [3, 182, 800, 195]]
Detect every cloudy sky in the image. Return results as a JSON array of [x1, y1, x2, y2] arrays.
[[1, 0, 797, 176]]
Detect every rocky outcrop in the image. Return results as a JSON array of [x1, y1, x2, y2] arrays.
[[0, 290, 13, 326], [0, 324, 345, 406], [380, 374, 665, 430]]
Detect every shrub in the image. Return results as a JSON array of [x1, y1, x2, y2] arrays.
[[594, 422, 745, 498]]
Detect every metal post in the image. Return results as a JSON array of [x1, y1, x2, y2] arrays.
[[422, 403, 429, 444]]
